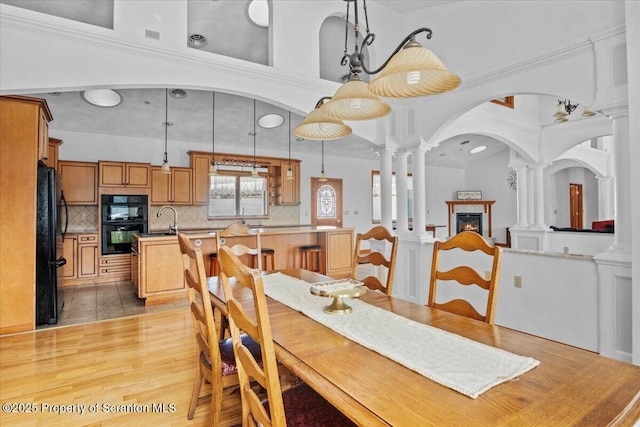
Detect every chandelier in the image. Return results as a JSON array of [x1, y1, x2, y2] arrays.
[[318, 0, 461, 124]]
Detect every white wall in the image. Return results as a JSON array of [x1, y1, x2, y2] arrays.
[[465, 149, 516, 244]]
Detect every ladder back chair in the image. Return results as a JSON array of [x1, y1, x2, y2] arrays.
[[352, 226, 399, 295], [178, 234, 261, 426], [428, 231, 503, 324], [218, 246, 355, 427], [216, 222, 263, 272]]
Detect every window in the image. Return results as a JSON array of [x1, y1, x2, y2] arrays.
[[371, 171, 413, 223], [209, 173, 267, 218], [316, 185, 336, 218]]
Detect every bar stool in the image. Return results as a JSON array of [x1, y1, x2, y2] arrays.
[[209, 252, 219, 277], [300, 244, 322, 272], [259, 248, 275, 271]]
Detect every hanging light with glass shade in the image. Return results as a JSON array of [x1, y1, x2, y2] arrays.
[[319, 0, 460, 122], [209, 92, 219, 175], [319, 140, 328, 182], [294, 97, 352, 140], [161, 88, 171, 174], [285, 111, 294, 180], [251, 99, 259, 176]]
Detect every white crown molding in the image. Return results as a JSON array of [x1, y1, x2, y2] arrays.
[[460, 22, 626, 89]]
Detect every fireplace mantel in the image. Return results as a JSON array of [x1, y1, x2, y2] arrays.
[[446, 200, 496, 237]]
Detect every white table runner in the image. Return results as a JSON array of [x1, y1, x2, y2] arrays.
[[262, 272, 540, 399]]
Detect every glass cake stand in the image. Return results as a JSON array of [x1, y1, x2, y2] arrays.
[[310, 279, 367, 314]]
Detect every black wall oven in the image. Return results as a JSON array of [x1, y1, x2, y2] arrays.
[[101, 194, 148, 255]]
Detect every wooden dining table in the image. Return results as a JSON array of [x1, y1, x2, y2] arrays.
[[208, 268, 640, 426]]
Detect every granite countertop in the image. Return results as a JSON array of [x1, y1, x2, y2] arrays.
[[136, 225, 352, 240]]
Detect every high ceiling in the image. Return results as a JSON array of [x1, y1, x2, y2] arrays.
[[3, 0, 505, 166]]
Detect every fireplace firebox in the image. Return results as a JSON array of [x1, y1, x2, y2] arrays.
[[457, 213, 482, 235]]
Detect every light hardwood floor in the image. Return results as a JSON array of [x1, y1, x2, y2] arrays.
[[1, 308, 241, 426]]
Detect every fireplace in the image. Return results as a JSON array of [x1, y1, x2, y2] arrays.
[[457, 213, 482, 235]]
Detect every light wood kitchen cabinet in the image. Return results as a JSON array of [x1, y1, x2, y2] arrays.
[[318, 228, 354, 279], [150, 166, 192, 205], [99, 254, 131, 280], [0, 96, 52, 335], [61, 233, 98, 285], [280, 160, 301, 205], [44, 137, 62, 170], [189, 151, 212, 205], [133, 236, 185, 304], [99, 161, 150, 188], [59, 161, 98, 205]]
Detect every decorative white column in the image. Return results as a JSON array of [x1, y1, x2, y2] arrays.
[[395, 150, 410, 234], [531, 164, 547, 229], [516, 165, 529, 227], [526, 168, 535, 228], [596, 176, 615, 220], [379, 148, 394, 232], [409, 145, 427, 239]]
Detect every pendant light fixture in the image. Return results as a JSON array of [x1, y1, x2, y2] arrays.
[[294, 97, 352, 140], [285, 111, 294, 180], [161, 88, 171, 174], [251, 99, 258, 176], [318, 0, 460, 122], [209, 92, 218, 175], [319, 140, 328, 182]]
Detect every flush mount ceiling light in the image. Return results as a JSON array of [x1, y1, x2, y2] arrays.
[[246, 0, 269, 28], [187, 34, 208, 49], [258, 113, 284, 129], [318, 0, 460, 122], [469, 145, 487, 154], [81, 89, 122, 107], [294, 97, 352, 140]]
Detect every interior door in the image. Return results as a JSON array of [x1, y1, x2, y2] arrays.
[[311, 178, 343, 226], [569, 183, 583, 229]]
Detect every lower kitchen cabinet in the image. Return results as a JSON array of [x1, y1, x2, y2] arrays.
[[62, 233, 98, 286], [133, 235, 185, 304], [99, 254, 131, 280]]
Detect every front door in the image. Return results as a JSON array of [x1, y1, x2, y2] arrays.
[[569, 183, 583, 229], [311, 178, 343, 227]]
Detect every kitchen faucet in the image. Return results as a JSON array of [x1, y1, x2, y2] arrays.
[[156, 206, 178, 235]]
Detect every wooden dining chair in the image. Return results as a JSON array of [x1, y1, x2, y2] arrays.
[[216, 222, 263, 272], [352, 226, 399, 295], [218, 246, 355, 427], [428, 231, 503, 324], [178, 234, 262, 426]]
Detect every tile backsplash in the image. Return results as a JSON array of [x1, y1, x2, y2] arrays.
[[67, 204, 300, 233]]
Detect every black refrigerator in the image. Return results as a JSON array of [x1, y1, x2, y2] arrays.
[[36, 165, 68, 325]]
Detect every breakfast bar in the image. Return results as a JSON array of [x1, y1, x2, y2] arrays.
[[131, 226, 354, 304]]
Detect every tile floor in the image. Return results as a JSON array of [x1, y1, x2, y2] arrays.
[[37, 281, 188, 330]]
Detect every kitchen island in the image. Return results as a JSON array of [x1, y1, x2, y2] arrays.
[[131, 226, 354, 305]]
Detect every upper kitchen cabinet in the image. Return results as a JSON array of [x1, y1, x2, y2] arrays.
[[0, 95, 52, 335], [280, 160, 301, 205], [99, 161, 150, 188], [150, 166, 192, 205], [58, 161, 98, 205], [44, 137, 62, 170], [189, 151, 212, 205]]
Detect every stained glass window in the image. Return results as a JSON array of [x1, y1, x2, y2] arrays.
[[316, 185, 336, 218]]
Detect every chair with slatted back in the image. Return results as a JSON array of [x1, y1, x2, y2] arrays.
[[428, 231, 503, 324], [218, 246, 355, 427], [216, 222, 262, 272], [178, 234, 261, 426], [352, 226, 399, 295]]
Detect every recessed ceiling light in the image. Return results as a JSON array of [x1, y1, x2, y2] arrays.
[[81, 89, 122, 107], [246, 0, 269, 28], [169, 89, 187, 99], [258, 113, 284, 129], [470, 145, 487, 154]]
